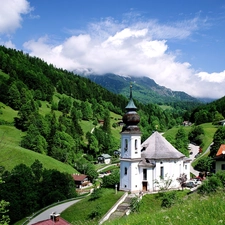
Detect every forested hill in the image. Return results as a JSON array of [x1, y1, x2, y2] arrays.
[[189, 95, 225, 125], [0, 45, 184, 156], [83, 73, 200, 105], [0, 46, 129, 115], [0, 45, 209, 166]]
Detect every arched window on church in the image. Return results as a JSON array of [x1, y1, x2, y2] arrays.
[[124, 139, 128, 151], [135, 139, 137, 149], [124, 167, 127, 175]]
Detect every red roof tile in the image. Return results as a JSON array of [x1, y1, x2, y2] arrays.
[[216, 144, 225, 156], [32, 218, 71, 225], [71, 174, 87, 181]]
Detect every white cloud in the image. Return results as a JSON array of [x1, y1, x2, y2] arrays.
[[23, 16, 224, 99], [0, 0, 32, 34], [2, 40, 16, 49], [196, 71, 225, 83]]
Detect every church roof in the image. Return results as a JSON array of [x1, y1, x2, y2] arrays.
[[141, 131, 185, 160]]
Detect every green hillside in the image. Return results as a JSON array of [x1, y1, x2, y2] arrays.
[[0, 124, 77, 173], [0, 98, 122, 172]]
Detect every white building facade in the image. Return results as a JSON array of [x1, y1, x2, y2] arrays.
[[120, 86, 191, 193]]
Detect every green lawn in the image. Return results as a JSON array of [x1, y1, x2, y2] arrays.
[[163, 123, 217, 152], [61, 188, 124, 224], [105, 190, 225, 225]]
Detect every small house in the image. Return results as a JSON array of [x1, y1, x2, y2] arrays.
[[32, 212, 71, 225], [71, 174, 89, 188], [214, 144, 225, 173], [98, 154, 111, 164]]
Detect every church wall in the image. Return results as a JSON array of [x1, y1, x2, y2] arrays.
[[130, 162, 140, 192], [119, 160, 141, 192], [140, 167, 154, 192], [119, 161, 131, 191], [153, 159, 184, 190], [184, 161, 191, 180]]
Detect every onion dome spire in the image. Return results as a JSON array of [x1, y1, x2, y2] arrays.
[[122, 84, 140, 133]]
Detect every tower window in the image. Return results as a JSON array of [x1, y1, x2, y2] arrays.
[[135, 139, 137, 149], [124, 139, 128, 151], [160, 166, 164, 179], [143, 169, 147, 180], [124, 167, 127, 175]]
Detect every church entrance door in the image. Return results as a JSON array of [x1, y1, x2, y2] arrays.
[[142, 181, 147, 191]]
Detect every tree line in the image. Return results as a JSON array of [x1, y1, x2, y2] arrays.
[[0, 160, 77, 224]]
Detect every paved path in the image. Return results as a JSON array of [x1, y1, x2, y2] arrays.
[[189, 143, 200, 177], [27, 199, 81, 225]]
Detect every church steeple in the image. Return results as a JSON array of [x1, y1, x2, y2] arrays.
[[122, 84, 140, 133], [120, 85, 142, 193], [125, 84, 137, 110]]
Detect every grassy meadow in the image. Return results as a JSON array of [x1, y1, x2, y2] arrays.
[[60, 187, 225, 225], [61, 188, 124, 225], [104, 190, 225, 225], [163, 122, 217, 152]]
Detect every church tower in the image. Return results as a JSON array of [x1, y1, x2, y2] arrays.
[[119, 85, 142, 193]]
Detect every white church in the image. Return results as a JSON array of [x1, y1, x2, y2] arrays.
[[119, 86, 191, 193]]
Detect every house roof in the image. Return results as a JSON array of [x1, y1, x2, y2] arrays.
[[32, 218, 70, 225], [100, 154, 111, 158], [216, 144, 225, 156], [141, 131, 185, 160], [71, 174, 87, 181]]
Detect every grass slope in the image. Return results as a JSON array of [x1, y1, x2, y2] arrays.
[[0, 103, 77, 173], [61, 188, 124, 224], [105, 190, 225, 225], [0, 125, 76, 173], [163, 123, 217, 152], [0, 95, 122, 172]]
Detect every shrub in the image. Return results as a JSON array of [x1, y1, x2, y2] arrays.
[[130, 196, 142, 212], [89, 188, 102, 201], [215, 170, 225, 186], [160, 191, 178, 208], [88, 204, 102, 219], [198, 175, 222, 195]]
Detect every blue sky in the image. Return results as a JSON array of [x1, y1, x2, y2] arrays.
[[1, 0, 225, 99]]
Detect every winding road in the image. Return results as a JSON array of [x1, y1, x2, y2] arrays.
[[27, 199, 81, 225]]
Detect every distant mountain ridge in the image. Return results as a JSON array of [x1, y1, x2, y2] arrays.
[[83, 73, 200, 105]]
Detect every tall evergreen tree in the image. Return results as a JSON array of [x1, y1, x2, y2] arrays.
[[7, 83, 21, 110]]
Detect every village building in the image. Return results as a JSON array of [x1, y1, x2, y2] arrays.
[[214, 144, 225, 173], [119, 86, 191, 193], [71, 174, 89, 188], [98, 154, 112, 164], [32, 212, 71, 225]]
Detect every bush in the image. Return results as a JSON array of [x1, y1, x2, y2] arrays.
[[198, 175, 222, 195], [89, 188, 102, 201], [88, 207, 102, 219], [215, 170, 225, 186], [102, 170, 120, 188], [160, 191, 178, 208], [130, 196, 142, 212]]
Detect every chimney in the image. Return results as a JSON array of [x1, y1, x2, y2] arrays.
[[50, 212, 60, 222]]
